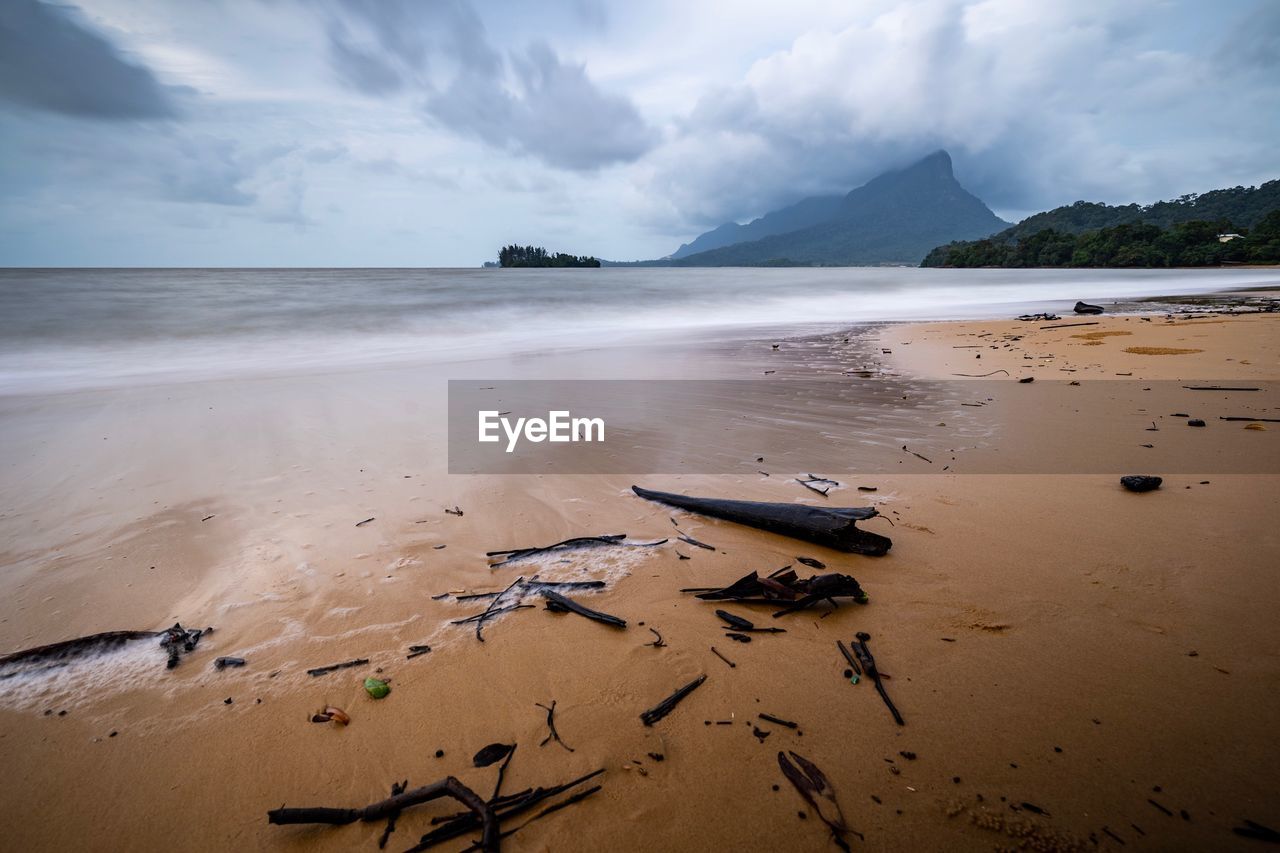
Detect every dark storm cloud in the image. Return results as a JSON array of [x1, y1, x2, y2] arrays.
[[642, 1, 1280, 231], [323, 0, 655, 170], [0, 0, 176, 119]]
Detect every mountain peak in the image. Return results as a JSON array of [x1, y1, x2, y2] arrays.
[[917, 149, 953, 175], [667, 149, 1007, 266], [886, 149, 954, 181]]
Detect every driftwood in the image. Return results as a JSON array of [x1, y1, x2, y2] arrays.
[[268, 776, 500, 853], [487, 535, 666, 567], [159, 624, 207, 669], [536, 701, 573, 752], [407, 644, 432, 660], [759, 713, 797, 729], [854, 632, 903, 726], [686, 568, 868, 616], [1233, 819, 1280, 843], [408, 769, 605, 851], [646, 628, 666, 648], [797, 474, 838, 497], [1182, 386, 1260, 391], [641, 674, 707, 726], [711, 647, 736, 668], [214, 656, 246, 669], [452, 605, 533, 626], [716, 610, 755, 631], [307, 658, 369, 677], [1220, 416, 1280, 422], [633, 486, 890, 556], [677, 533, 717, 551], [476, 577, 525, 642], [836, 640, 862, 676], [778, 751, 856, 851], [1, 630, 160, 676], [377, 780, 408, 849], [716, 609, 785, 633], [540, 590, 626, 628], [456, 581, 605, 601]]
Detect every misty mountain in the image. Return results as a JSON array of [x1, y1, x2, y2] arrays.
[[669, 194, 844, 259], [668, 151, 1008, 266]]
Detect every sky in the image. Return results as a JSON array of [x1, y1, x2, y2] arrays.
[[0, 0, 1277, 267]]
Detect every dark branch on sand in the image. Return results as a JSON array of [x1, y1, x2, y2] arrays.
[[268, 776, 500, 853], [540, 589, 627, 629], [536, 701, 574, 752], [641, 675, 707, 726], [487, 535, 666, 568]]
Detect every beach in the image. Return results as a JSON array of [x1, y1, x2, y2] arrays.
[[1, 272, 1278, 852]]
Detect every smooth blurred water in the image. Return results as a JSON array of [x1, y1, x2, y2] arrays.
[[1, 266, 1275, 394]]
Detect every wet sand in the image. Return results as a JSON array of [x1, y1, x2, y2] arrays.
[[1, 302, 1278, 851]]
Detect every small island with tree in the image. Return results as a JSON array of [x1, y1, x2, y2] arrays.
[[497, 244, 601, 268]]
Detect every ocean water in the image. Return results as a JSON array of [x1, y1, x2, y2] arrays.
[[1, 266, 1275, 395]]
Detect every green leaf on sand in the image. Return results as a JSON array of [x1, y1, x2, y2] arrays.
[[364, 677, 390, 699]]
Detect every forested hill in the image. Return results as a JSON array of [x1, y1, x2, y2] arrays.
[[922, 179, 1280, 267]]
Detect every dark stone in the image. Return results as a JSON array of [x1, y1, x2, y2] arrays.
[[1187, 419, 1205, 427], [1121, 475, 1162, 492], [1074, 301, 1105, 315]]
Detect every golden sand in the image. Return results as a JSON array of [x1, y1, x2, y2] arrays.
[[0, 307, 1277, 851]]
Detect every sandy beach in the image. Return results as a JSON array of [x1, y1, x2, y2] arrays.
[[1, 294, 1278, 852]]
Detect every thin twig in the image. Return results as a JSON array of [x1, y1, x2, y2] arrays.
[[536, 701, 574, 752]]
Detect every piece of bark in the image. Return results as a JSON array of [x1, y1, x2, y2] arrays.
[[778, 751, 856, 851], [634, 486, 889, 556], [715, 609, 755, 630], [640, 675, 707, 726], [540, 590, 627, 628]]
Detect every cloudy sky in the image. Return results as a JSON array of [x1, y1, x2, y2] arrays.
[[1, 0, 1277, 266]]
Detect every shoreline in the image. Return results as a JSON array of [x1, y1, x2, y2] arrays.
[[0, 289, 1277, 851]]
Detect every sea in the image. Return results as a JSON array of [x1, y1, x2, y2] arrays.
[[1, 266, 1276, 395]]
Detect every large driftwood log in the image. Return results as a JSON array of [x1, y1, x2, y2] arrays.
[[631, 486, 890, 556]]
